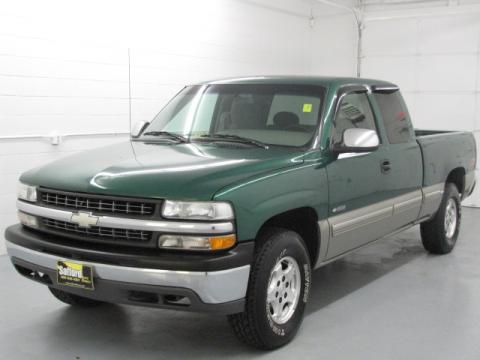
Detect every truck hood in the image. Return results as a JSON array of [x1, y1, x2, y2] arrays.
[[21, 141, 305, 200]]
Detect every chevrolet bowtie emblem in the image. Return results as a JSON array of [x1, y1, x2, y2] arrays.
[[70, 211, 99, 228]]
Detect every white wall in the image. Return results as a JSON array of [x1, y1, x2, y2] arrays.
[[0, 0, 357, 254], [361, 3, 480, 206], [310, 12, 358, 76]]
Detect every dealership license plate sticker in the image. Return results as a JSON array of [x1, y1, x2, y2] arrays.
[[57, 260, 94, 290]]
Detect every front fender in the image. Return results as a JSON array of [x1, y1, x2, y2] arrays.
[[214, 162, 329, 242]]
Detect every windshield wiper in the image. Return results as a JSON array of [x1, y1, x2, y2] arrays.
[[142, 131, 188, 143], [197, 134, 269, 149]]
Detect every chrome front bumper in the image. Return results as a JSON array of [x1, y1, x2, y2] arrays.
[[6, 240, 250, 304]]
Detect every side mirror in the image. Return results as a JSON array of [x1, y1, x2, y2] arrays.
[[332, 128, 379, 154], [131, 121, 149, 138]]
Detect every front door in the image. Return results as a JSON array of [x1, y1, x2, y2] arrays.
[[325, 88, 392, 258]]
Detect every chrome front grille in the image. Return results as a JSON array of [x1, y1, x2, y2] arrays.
[[42, 218, 152, 242], [39, 190, 155, 216]]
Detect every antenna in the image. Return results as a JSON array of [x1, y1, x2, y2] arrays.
[[128, 48, 132, 132]]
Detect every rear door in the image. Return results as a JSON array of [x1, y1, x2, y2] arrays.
[[371, 87, 423, 227]]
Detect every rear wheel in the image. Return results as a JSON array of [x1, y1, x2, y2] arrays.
[[49, 287, 105, 307], [420, 183, 461, 254], [228, 227, 311, 350]]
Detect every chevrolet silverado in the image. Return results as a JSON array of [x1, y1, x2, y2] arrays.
[[5, 76, 476, 349]]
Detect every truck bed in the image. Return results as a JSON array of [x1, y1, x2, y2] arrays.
[[415, 129, 476, 191]]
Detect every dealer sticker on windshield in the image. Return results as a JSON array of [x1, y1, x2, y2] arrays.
[[302, 103, 313, 113], [57, 260, 94, 290]]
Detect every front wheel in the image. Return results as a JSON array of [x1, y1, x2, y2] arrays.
[[228, 227, 311, 350], [420, 183, 461, 254]]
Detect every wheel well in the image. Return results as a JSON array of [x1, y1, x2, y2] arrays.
[[446, 167, 466, 195], [259, 207, 319, 265]]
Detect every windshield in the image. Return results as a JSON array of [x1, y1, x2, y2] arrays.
[[140, 84, 325, 147]]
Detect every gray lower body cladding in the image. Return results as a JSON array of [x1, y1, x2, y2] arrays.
[[316, 183, 445, 264]]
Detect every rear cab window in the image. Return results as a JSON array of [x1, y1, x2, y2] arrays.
[[373, 90, 413, 144], [267, 94, 321, 127]]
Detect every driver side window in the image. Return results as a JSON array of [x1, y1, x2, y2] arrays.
[[331, 92, 377, 145]]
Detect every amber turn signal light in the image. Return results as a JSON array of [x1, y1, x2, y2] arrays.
[[208, 234, 237, 250]]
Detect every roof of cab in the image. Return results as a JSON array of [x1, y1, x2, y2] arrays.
[[196, 75, 397, 88]]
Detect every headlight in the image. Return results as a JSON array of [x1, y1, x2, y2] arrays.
[[158, 234, 236, 251], [17, 182, 37, 202], [162, 200, 234, 220]]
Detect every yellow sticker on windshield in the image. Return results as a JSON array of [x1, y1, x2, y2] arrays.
[[303, 103, 312, 113]]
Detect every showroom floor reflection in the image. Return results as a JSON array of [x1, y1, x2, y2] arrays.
[[2, 208, 480, 360]]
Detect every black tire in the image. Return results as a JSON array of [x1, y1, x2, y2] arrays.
[[420, 183, 461, 254], [228, 227, 311, 350], [49, 287, 105, 307]]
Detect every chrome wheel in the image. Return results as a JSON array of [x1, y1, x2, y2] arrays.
[[266, 256, 301, 325], [444, 198, 457, 238]]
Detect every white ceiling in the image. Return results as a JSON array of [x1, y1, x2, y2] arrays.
[[309, 0, 480, 13], [361, 0, 480, 10], [246, 0, 480, 21]]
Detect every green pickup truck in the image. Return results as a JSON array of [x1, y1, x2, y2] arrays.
[[5, 76, 476, 349]]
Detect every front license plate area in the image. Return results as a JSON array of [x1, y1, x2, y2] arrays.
[[57, 260, 94, 290]]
